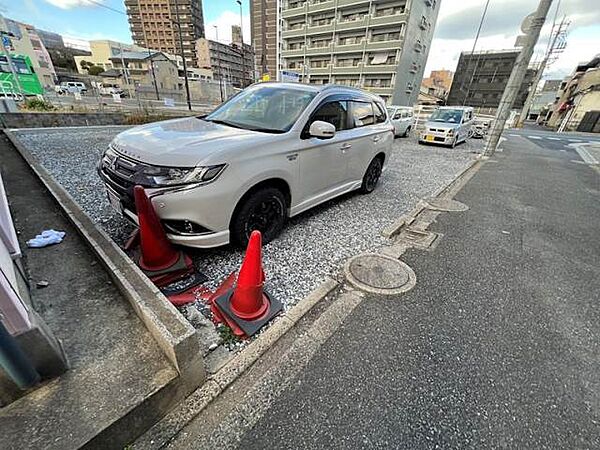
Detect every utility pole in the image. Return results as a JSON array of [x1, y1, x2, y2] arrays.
[[146, 47, 160, 100], [516, 14, 568, 127], [119, 43, 135, 99], [236, 0, 246, 88], [214, 25, 224, 102], [173, 0, 192, 111], [484, 0, 554, 156]]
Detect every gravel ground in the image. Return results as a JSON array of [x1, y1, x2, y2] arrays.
[[13, 126, 480, 340]]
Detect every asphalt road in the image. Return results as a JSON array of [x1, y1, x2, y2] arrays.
[[169, 130, 600, 449]]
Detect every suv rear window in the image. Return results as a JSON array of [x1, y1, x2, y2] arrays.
[[351, 101, 375, 127]]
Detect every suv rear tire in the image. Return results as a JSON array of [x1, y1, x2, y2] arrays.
[[230, 187, 288, 247], [360, 157, 383, 194]]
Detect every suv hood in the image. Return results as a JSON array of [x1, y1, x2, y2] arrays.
[[112, 117, 273, 167], [425, 121, 459, 132]]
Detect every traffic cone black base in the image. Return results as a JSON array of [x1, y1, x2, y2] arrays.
[[139, 251, 192, 277], [214, 288, 283, 337]]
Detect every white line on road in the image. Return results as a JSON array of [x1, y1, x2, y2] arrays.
[[528, 136, 542, 140], [568, 142, 599, 165], [568, 139, 583, 142], [507, 134, 520, 137], [547, 137, 561, 141]]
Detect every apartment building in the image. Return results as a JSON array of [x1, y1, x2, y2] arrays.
[[446, 49, 536, 109], [197, 36, 255, 88], [250, 0, 279, 80], [125, 0, 205, 68], [279, 0, 441, 104], [0, 15, 57, 87]]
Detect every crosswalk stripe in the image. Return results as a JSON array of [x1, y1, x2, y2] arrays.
[[568, 139, 582, 142], [547, 137, 560, 141], [528, 136, 542, 140]]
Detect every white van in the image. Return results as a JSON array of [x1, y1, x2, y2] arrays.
[[55, 81, 87, 95], [386, 105, 414, 137], [419, 106, 474, 148]]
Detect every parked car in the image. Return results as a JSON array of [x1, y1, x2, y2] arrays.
[[419, 106, 474, 148], [97, 83, 124, 97], [55, 81, 87, 95], [98, 83, 394, 248], [387, 105, 414, 137], [472, 119, 489, 139]]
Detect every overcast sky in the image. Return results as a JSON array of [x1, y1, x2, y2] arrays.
[[426, 0, 600, 80]]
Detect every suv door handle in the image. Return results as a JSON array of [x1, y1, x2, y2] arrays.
[[340, 143, 352, 151], [372, 136, 381, 143]]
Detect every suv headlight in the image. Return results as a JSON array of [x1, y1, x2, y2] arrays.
[[141, 164, 226, 187], [447, 129, 455, 136]]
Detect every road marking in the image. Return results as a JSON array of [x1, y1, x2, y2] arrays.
[[568, 139, 583, 142], [528, 135, 542, 140], [507, 134, 519, 137], [547, 137, 560, 141], [568, 142, 599, 165]]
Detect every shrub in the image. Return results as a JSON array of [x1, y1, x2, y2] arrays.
[[23, 98, 55, 112]]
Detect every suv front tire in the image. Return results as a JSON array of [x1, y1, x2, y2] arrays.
[[230, 187, 288, 247]]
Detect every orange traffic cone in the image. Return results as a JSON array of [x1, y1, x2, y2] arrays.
[[133, 185, 193, 285], [213, 230, 283, 337]]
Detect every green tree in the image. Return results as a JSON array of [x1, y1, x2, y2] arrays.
[[87, 65, 104, 76]]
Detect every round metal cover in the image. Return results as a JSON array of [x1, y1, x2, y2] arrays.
[[345, 253, 416, 295], [425, 198, 469, 212]]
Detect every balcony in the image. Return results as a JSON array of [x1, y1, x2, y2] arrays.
[[307, 65, 331, 75], [365, 39, 403, 51], [307, 0, 335, 13], [361, 63, 398, 74], [305, 42, 334, 55], [305, 20, 335, 34], [337, 0, 370, 7], [281, 47, 306, 58], [282, 24, 306, 38], [333, 41, 366, 54], [282, 2, 308, 18], [370, 12, 407, 28], [331, 63, 364, 75], [335, 16, 369, 32]]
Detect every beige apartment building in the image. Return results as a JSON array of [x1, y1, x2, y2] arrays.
[[278, 0, 441, 104], [124, 0, 205, 68]]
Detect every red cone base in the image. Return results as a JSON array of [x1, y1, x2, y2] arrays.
[[211, 231, 283, 337]]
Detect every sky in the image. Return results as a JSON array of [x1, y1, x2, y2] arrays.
[[1, 0, 598, 80]]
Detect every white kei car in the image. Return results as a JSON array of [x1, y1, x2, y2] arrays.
[[98, 83, 394, 248]]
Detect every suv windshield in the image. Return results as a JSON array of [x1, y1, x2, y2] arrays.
[[429, 109, 464, 123], [204, 85, 317, 133]]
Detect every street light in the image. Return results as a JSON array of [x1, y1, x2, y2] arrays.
[[236, 0, 246, 88], [172, 0, 192, 111]]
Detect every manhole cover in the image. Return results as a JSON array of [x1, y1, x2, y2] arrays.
[[425, 198, 469, 212], [345, 253, 416, 295]]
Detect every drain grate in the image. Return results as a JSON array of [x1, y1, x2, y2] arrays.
[[345, 253, 416, 295], [425, 198, 469, 212]]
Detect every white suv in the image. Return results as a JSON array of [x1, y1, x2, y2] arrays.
[[98, 83, 393, 248]]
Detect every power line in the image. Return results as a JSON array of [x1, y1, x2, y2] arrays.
[[84, 0, 127, 16]]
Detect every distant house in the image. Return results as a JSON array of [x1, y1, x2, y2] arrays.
[[547, 55, 600, 132]]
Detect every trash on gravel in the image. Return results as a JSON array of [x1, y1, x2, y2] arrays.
[[26, 229, 66, 248], [36, 280, 49, 288]]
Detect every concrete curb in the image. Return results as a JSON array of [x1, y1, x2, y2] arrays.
[[3, 129, 202, 378], [381, 158, 480, 239], [135, 277, 339, 449]]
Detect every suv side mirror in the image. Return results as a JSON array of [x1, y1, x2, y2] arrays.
[[309, 121, 336, 139]]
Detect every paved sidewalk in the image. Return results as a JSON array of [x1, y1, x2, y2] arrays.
[[168, 132, 600, 448]]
